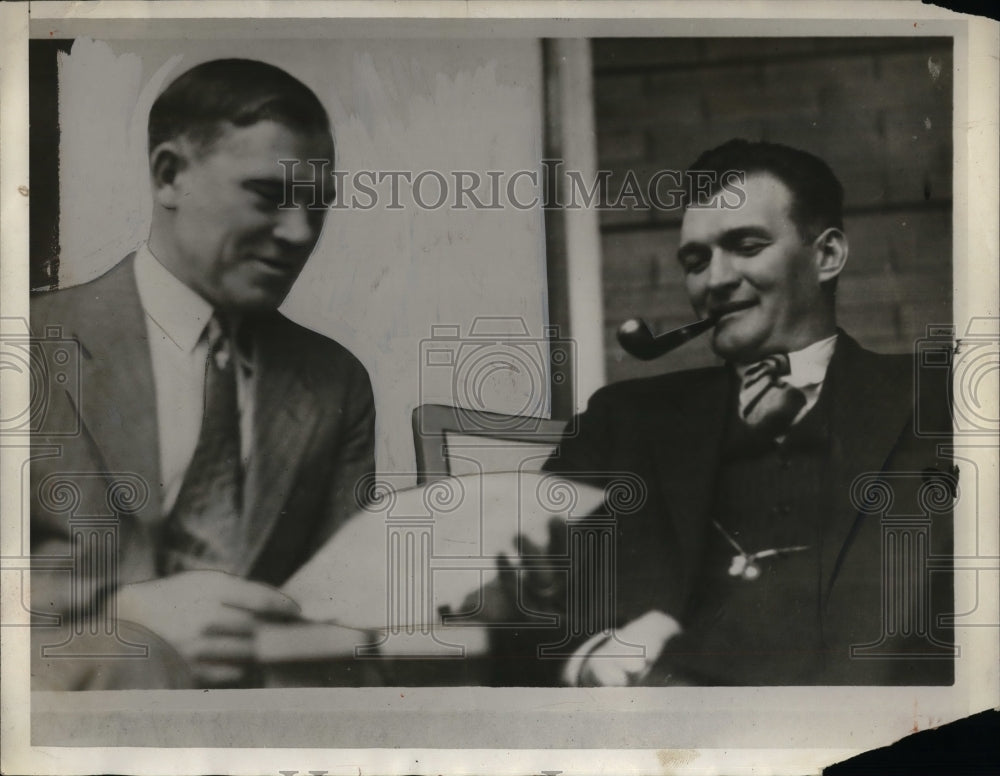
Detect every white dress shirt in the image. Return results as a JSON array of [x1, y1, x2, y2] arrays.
[[133, 245, 254, 514]]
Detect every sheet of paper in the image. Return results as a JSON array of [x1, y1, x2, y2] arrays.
[[282, 471, 606, 629]]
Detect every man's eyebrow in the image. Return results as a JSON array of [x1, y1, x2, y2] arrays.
[[677, 226, 774, 264], [718, 226, 772, 244], [245, 177, 285, 188], [243, 178, 288, 196]]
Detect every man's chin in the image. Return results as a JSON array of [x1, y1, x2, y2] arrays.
[[710, 330, 765, 364], [218, 284, 293, 313]]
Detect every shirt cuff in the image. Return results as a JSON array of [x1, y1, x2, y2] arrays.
[[561, 610, 682, 686], [561, 631, 612, 686]]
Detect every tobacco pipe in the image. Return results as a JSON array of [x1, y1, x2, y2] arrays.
[[616, 317, 714, 360], [617, 301, 756, 361]]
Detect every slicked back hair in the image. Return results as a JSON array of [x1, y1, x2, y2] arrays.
[[685, 138, 845, 241], [148, 58, 332, 156]]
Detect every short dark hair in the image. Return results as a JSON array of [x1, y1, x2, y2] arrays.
[[685, 139, 844, 240], [148, 58, 331, 155]]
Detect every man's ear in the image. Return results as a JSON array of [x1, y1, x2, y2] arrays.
[[812, 227, 848, 285], [149, 142, 187, 209]]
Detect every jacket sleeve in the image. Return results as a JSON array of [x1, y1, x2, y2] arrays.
[[309, 355, 377, 555], [542, 384, 620, 481]]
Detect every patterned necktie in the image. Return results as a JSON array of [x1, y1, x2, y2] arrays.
[[739, 353, 807, 438], [160, 313, 243, 574]]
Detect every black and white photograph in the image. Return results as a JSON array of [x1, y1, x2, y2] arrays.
[[1, 2, 997, 774]]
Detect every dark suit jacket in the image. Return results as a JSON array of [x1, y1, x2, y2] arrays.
[[535, 331, 954, 685], [30, 255, 376, 624]]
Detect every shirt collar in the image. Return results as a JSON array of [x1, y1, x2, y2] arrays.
[[734, 333, 839, 388], [787, 334, 838, 388], [134, 243, 214, 354]]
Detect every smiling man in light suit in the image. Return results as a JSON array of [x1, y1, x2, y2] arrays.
[[31, 59, 375, 689]]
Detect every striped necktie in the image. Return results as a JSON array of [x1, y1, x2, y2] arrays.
[[739, 353, 807, 438]]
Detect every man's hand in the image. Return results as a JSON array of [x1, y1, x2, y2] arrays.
[[575, 610, 681, 687], [506, 516, 569, 606], [114, 570, 301, 685]]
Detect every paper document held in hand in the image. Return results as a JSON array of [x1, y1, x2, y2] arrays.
[[282, 471, 606, 629]]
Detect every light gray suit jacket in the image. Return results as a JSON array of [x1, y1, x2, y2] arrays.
[[30, 254, 376, 621]]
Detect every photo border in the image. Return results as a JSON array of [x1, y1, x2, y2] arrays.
[[2, 2, 997, 774]]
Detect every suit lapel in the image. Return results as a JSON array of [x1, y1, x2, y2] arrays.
[[648, 367, 732, 595], [71, 256, 164, 531], [239, 316, 321, 574], [820, 332, 913, 599]]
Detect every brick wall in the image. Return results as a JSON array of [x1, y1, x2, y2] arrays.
[[592, 38, 953, 383]]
